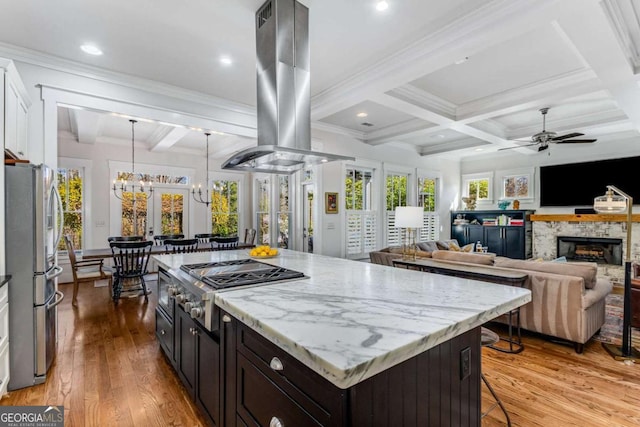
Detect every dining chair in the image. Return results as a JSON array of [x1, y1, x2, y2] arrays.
[[165, 238, 199, 254], [243, 228, 257, 245], [64, 234, 112, 306], [194, 233, 219, 243], [109, 240, 154, 303], [153, 234, 184, 245], [212, 236, 239, 250], [107, 235, 144, 242]]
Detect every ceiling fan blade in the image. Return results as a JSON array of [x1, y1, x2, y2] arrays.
[[551, 132, 584, 141], [498, 143, 538, 151], [538, 145, 549, 152], [555, 139, 597, 144]]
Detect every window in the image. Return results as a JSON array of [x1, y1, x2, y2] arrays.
[[57, 167, 83, 251], [385, 173, 408, 247], [462, 172, 493, 203], [345, 167, 376, 259], [160, 193, 184, 234], [256, 178, 270, 245], [121, 192, 149, 236], [211, 180, 239, 236], [418, 177, 439, 241], [467, 178, 489, 200], [277, 176, 291, 248]]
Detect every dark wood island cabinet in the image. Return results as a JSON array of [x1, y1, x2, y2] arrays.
[[152, 250, 530, 427]]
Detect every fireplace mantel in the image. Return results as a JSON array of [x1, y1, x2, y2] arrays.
[[530, 214, 640, 222]]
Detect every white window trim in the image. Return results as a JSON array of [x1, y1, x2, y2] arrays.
[[461, 171, 494, 205], [497, 167, 535, 202], [58, 157, 93, 253], [343, 160, 381, 259]]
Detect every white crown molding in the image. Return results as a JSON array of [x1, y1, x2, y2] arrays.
[[456, 69, 601, 123], [419, 138, 489, 156], [310, 0, 558, 119], [364, 118, 433, 143], [0, 42, 256, 116], [0, 57, 32, 107], [601, 0, 640, 74], [311, 121, 366, 140], [507, 109, 629, 139], [387, 85, 457, 119]]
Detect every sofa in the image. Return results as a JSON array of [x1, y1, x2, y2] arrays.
[[369, 244, 613, 352]]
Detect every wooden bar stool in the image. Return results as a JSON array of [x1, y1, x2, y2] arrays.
[[481, 327, 512, 426]]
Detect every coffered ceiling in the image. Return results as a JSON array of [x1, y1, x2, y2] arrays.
[[4, 0, 640, 160]]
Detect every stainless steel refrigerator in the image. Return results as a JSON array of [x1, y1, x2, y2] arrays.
[[5, 163, 64, 390]]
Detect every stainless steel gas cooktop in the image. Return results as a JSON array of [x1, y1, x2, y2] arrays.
[[180, 258, 306, 290]]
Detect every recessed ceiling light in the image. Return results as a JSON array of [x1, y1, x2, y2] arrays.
[[474, 148, 484, 152], [356, 112, 368, 118], [80, 44, 103, 56], [220, 56, 233, 65], [429, 134, 446, 139], [454, 56, 469, 65], [375, 1, 389, 11]]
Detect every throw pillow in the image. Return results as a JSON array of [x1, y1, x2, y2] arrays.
[[461, 243, 475, 252], [552, 256, 567, 262], [436, 240, 451, 250], [416, 241, 438, 252], [448, 241, 462, 251]]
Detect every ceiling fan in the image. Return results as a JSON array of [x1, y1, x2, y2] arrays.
[[499, 107, 597, 152]]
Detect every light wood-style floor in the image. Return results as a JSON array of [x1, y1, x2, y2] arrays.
[[0, 280, 207, 426], [1, 281, 640, 426]]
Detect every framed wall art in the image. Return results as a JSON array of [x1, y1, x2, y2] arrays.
[[502, 173, 532, 199], [325, 192, 338, 214]]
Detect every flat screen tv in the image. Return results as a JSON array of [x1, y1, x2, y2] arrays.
[[539, 156, 640, 207]]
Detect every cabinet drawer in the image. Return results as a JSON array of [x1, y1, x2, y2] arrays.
[[155, 308, 173, 358], [237, 353, 322, 427], [0, 341, 8, 396], [236, 324, 344, 425], [0, 302, 7, 351]]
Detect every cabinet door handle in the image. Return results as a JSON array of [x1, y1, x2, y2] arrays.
[[270, 357, 284, 371], [270, 416, 284, 427], [222, 314, 232, 323]]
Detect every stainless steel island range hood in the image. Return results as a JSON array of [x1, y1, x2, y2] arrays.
[[221, 0, 354, 174]]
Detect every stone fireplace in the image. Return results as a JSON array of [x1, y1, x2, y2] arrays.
[[531, 215, 640, 286], [557, 236, 622, 265]]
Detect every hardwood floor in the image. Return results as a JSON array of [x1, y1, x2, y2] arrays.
[[481, 323, 640, 427], [1, 280, 639, 426], [0, 280, 208, 427]]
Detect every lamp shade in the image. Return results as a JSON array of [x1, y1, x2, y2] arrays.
[[395, 206, 423, 228], [593, 188, 627, 213]]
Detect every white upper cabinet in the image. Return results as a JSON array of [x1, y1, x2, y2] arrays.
[[1, 59, 31, 160]]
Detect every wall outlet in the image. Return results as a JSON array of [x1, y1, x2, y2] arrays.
[[460, 346, 471, 380], [95, 220, 106, 227]]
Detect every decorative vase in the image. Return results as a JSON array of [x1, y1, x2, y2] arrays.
[[513, 199, 520, 209], [498, 200, 510, 210]]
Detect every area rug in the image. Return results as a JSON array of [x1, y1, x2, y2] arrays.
[[592, 293, 640, 345]]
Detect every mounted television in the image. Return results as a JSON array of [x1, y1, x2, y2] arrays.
[[539, 156, 640, 207]]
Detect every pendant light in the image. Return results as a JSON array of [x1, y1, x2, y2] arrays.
[[192, 132, 212, 206], [112, 119, 153, 200]]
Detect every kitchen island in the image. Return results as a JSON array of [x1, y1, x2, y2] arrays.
[[153, 249, 531, 426]]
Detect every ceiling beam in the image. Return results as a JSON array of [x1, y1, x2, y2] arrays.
[[68, 109, 101, 144], [148, 125, 191, 152]]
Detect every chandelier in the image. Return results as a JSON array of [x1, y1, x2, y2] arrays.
[[112, 119, 153, 200], [192, 132, 213, 206]]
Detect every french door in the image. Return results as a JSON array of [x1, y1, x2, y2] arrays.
[[302, 184, 314, 253], [151, 188, 189, 238]]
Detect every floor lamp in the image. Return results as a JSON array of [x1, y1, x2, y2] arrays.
[[593, 185, 640, 362], [395, 206, 423, 260]]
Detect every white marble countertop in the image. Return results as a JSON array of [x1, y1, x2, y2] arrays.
[[153, 249, 531, 389]]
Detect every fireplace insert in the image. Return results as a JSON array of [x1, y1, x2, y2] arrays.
[[557, 236, 622, 265]]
